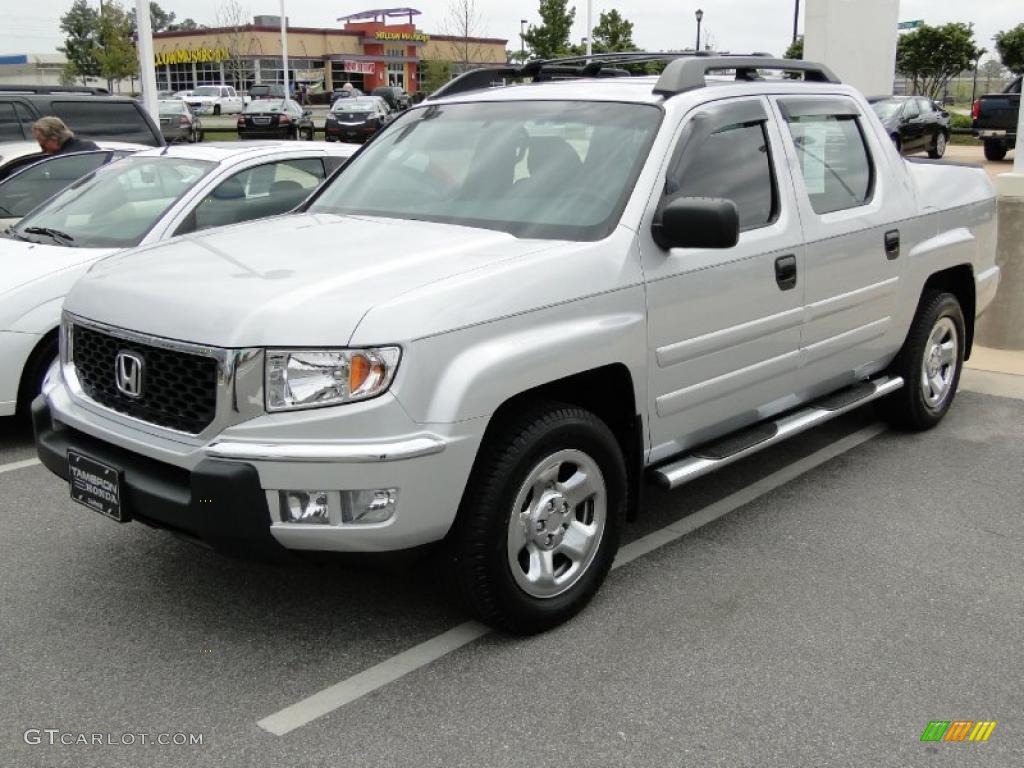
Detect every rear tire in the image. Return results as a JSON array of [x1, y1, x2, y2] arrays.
[[881, 291, 965, 431], [983, 139, 1007, 161], [447, 403, 626, 634], [927, 130, 947, 159]]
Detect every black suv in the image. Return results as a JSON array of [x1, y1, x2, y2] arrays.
[[370, 86, 411, 111], [0, 90, 163, 147]]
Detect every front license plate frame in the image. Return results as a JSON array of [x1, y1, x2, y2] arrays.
[[68, 450, 128, 522]]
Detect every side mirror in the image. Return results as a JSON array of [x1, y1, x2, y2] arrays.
[[652, 197, 740, 250]]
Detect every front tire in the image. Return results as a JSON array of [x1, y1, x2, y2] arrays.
[[881, 291, 965, 431], [447, 403, 626, 634], [927, 130, 947, 159], [17, 334, 58, 417], [213, 104, 221, 116], [983, 139, 1007, 161]]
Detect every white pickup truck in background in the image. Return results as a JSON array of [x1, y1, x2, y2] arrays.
[[184, 85, 248, 115]]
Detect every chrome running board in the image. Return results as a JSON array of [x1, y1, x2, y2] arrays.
[[651, 375, 903, 490]]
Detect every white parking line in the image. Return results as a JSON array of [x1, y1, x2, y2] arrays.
[[257, 421, 886, 736], [0, 457, 41, 475]]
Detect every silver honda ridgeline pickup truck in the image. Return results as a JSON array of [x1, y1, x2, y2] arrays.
[[34, 56, 999, 634]]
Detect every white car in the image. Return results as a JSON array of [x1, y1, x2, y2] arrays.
[[185, 85, 247, 116], [0, 141, 354, 417]]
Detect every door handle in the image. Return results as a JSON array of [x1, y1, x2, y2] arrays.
[[884, 229, 900, 260], [775, 254, 797, 291]]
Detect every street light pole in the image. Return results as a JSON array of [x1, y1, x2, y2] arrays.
[[279, 0, 290, 99], [792, 0, 800, 44], [520, 19, 527, 60], [586, 0, 593, 58], [133, 0, 157, 119], [695, 9, 703, 52]]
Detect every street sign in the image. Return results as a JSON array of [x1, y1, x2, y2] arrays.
[[898, 20, 924, 30]]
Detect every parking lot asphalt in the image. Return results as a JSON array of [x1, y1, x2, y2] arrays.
[[1, 379, 1022, 767]]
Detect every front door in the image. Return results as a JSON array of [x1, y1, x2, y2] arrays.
[[639, 97, 807, 462]]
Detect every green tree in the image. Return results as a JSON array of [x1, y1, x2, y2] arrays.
[[522, 0, 575, 59], [590, 9, 637, 53], [130, 3, 202, 35], [98, 1, 138, 90], [784, 35, 803, 60], [421, 59, 454, 93], [59, 0, 101, 86], [994, 24, 1024, 75], [896, 23, 981, 100]]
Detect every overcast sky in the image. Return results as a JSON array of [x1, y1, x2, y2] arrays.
[[2, 0, 1020, 64]]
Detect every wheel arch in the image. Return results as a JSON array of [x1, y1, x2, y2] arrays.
[[16, 326, 59, 411], [473, 364, 645, 522], [921, 264, 975, 358]]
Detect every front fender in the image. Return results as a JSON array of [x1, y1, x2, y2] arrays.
[[393, 285, 648, 425]]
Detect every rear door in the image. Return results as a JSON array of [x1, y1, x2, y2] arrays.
[[639, 97, 806, 461], [773, 95, 914, 398]]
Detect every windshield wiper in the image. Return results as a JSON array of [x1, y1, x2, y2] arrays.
[[22, 226, 76, 246]]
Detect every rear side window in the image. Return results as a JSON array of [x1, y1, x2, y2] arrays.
[[785, 114, 873, 215], [51, 101, 160, 146], [667, 121, 777, 231], [0, 103, 23, 141]]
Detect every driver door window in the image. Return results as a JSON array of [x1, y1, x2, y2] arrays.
[[179, 158, 326, 234]]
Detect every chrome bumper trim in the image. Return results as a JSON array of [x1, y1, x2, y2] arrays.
[[205, 436, 446, 463]]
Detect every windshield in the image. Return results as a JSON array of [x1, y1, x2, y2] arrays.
[[12, 156, 214, 248], [870, 100, 902, 120], [192, 86, 222, 97], [308, 100, 662, 241]]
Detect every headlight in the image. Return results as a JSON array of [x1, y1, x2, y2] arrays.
[[265, 347, 400, 412]]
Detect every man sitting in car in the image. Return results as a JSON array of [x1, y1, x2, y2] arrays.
[[32, 116, 100, 155]]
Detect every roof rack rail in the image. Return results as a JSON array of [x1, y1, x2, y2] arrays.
[[427, 51, 840, 102]]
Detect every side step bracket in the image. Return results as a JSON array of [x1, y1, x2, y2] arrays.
[[651, 375, 903, 490]]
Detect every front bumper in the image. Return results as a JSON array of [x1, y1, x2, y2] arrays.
[[37, 375, 483, 554], [33, 396, 282, 557]]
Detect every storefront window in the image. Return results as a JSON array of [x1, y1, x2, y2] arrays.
[[196, 61, 222, 85], [385, 48, 405, 88], [168, 63, 194, 92], [330, 62, 366, 92]]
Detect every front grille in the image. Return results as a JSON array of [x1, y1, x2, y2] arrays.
[[72, 325, 219, 434]]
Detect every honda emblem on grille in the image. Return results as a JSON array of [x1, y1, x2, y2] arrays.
[[115, 351, 144, 398]]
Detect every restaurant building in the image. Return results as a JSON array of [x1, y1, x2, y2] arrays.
[[151, 7, 508, 95]]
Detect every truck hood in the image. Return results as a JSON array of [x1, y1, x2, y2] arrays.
[[65, 213, 560, 347]]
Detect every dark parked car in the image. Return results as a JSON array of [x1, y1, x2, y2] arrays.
[[371, 85, 411, 111], [868, 96, 950, 158], [973, 75, 1020, 161], [324, 96, 393, 143], [248, 84, 287, 101], [236, 99, 315, 140], [0, 92, 163, 147], [158, 99, 204, 143]]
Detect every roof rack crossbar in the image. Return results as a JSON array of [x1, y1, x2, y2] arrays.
[[653, 56, 840, 95], [426, 52, 841, 102]]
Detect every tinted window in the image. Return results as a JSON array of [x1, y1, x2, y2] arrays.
[[786, 114, 873, 215], [0, 152, 111, 217], [51, 101, 159, 146], [668, 121, 777, 231], [181, 158, 325, 234], [13, 102, 35, 138], [0, 103, 23, 142]]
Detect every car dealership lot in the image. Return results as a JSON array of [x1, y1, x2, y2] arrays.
[[1, 374, 1021, 767]]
